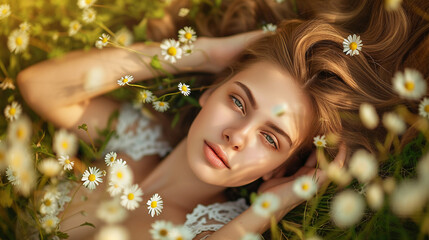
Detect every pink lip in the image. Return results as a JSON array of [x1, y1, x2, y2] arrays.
[[203, 141, 230, 169]]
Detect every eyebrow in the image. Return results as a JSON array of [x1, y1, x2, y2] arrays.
[[234, 81, 258, 109], [267, 121, 293, 146]]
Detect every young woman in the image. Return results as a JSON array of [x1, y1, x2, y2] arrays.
[[16, 0, 429, 239]]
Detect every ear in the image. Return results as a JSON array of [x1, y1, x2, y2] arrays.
[[199, 87, 215, 107]]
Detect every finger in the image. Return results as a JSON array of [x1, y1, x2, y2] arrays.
[[332, 143, 348, 168], [258, 175, 295, 193], [304, 150, 318, 167]]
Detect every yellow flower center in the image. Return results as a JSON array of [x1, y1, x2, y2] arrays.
[[159, 102, 165, 107], [2, 9, 7, 15], [45, 219, 54, 227], [301, 183, 309, 191], [317, 141, 322, 146], [262, 201, 270, 209], [65, 159, 71, 164], [88, 174, 96, 182], [73, 24, 79, 30], [167, 47, 177, 56], [151, 201, 157, 208], [128, 193, 134, 200], [349, 42, 358, 51], [9, 107, 16, 116], [17, 128, 24, 139], [62, 141, 68, 150], [45, 199, 52, 206], [117, 171, 123, 179], [123, 78, 128, 83], [15, 37, 23, 46], [181, 86, 188, 92], [185, 32, 192, 40], [102, 38, 108, 43], [85, 0, 92, 4], [143, 93, 147, 99], [404, 81, 415, 91], [176, 237, 183, 240], [160, 229, 168, 236], [108, 206, 118, 213], [110, 157, 115, 162], [425, 105, 429, 113]]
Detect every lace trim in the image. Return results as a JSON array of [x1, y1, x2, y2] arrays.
[[184, 198, 249, 238], [105, 104, 171, 161]]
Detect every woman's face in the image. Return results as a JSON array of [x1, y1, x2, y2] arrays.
[[187, 61, 314, 187]]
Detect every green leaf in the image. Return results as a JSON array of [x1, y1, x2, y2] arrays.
[[183, 96, 200, 107], [250, 192, 258, 204], [78, 123, 88, 132], [171, 112, 180, 128], [97, 130, 115, 156], [80, 222, 96, 228], [150, 55, 162, 70], [281, 220, 304, 240], [56, 231, 69, 239], [79, 139, 96, 159]]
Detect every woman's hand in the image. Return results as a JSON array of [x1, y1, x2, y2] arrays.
[[258, 144, 348, 212], [195, 30, 267, 73]]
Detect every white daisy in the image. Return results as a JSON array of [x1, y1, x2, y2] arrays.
[[81, 167, 103, 190], [392, 68, 426, 100], [292, 175, 318, 200], [150, 220, 174, 240], [38, 158, 62, 177], [168, 226, 193, 240], [82, 7, 96, 23], [58, 155, 74, 170], [41, 215, 59, 234], [178, 8, 190, 17], [95, 225, 130, 240], [0, 4, 11, 19], [252, 192, 280, 218], [68, 20, 81, 36], [365, 183, 384, 211], [160, 39, 182, 63], [40, 192, 59, 215], [15, 167, 36, 196], [331, 190, 365, 228], [342, 34, 363, 56], [6, 167, 20, 185], [104, 151, 117, 166], [262, 23, 277, 33], [241, 233, 262, 240], [115, 27, 134, 46], [7, 115, 32, 143], [178, 26, 197, 44], [19, 22, 31, 32], [6, 144, 31, 170], [390, 180, 427, 217], [326, 162, 352, 187], [178, 82, 191, 96], [349, 149, 378, 183], [109, 160, 133, 188], [182, 44, 194, 56], [96, 198, 128, 224], [384, 0, 402, 11], [382, 177, 396, 194], [117, 75, 134, 86], [120, 184, 143, 210], [4, 101, 22, 121], [78, 0, 97, 9], [107, 182, 123, 197], [313, 135, 326, 148], [95, 40, 104, 49], [147, 193, 163, 217], [53, 129, 78, 157], [419, 98, 429, 119], [382, 112, 406, 135], [153, 101, 169, 112], [359, 103, 379, 129], [99, 33, 110, 47], [0, 77, 15, 90], [138, 90, 154, 103]]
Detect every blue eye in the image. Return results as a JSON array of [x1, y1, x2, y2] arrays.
[[231, 96, 244, 112], [263, 133, 278, 149]]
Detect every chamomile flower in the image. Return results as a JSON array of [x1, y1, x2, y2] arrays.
[[41, 215, 59, 233], [6, 144, 31, 170], [95, 40, 104, 49], [262, 23, 277, 33], [120, 184, 143, 210], [390, 180, 427, 217], [331, 190, 365, 228], [78, 0, 97, 9], [150, 220, 174, 240], [382, 112, 406, 135], [4, 101, 22, 121], [0, 77, 15, 90], [178, 8, 190, 17], [7, 115, 31, 143], [104, 152, 117, 166], [241, 233, 262, 240], [178, 82, 191, 96], [313, 135, 326, 148], [419, 98, 429, 119], [0, 4, 11, 19], [160, 39, 182, 63], [182, 44, 194, 56], [68, 20, 82, 36], [168, 226, 193, 240], [153, 101, 169, 112], [109, 161, 133, 188], [98, 33, 110, 47], [40, 193, 59, 215], [359, 103, 379, 129], [292, 176, 318, 200], [252, 193, 280, 218], [16, 167, 36, 196], [95, 225, 129, 240], [6, 167, 19, 185], [53, 129, 78, 157], [107, 182, 123, 197], [115, 27, 133, 46], [178, 26, 197, 44], [349, 149, 378, 183], [147, 193, 163, 217], [366, 183, 384, 211], [96, 198, 128, 224], [38, 158, 62, 177], [81, 167, 103, 190], [58, 155, 74, 170], [343, 34, 363, 56], [327, 162, 352, 187], [82, 8, 96, 23], [19, 22, 31, 32], [392, 68, 426, 100], [117, 75, 134, 86], [384, 0, 402, 11], [138, 90, 154, 103]]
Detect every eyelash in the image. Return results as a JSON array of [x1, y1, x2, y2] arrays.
[[229, 95, 278, 150]]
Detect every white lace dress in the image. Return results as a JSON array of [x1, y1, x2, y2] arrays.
[[107, 104, 249, 238]]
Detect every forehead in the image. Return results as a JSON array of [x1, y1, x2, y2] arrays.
[[223, 61, 314, 143]]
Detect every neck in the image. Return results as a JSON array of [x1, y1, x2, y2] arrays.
[[141, 138, 227, 212]]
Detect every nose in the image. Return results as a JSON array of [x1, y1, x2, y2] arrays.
[[222, 125, 249, 151]]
